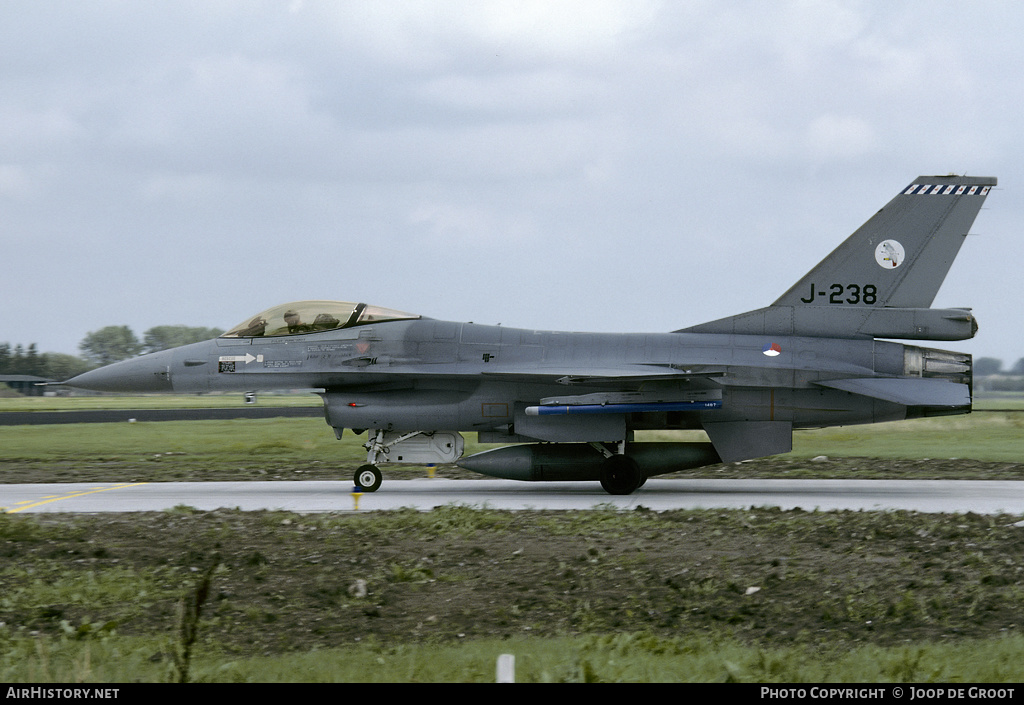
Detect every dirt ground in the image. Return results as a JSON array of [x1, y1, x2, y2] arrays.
[[3, 458, 1024, 659]]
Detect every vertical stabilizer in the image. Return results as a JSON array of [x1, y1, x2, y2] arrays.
[[681, 175, 995, 340], [773, 175, 994, 309]]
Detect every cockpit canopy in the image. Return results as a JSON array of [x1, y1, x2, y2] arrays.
[[221, 301, 420, 338]]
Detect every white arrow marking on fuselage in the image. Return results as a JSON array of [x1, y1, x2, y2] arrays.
[[218, 354, 261, 364]]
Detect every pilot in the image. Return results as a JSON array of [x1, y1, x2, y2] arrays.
[[312, 313, 341, 331], [284, 307, 319, 334], [283, 309, 311, 334]]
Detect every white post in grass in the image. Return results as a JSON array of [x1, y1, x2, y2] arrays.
[[496, 653, 515, 683]]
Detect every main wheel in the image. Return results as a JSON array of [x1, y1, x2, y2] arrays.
[[354, 464, 383, 492], [599, 455, 643, 495]]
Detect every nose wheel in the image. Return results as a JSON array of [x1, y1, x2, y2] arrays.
[[354, 464, 382, 492]]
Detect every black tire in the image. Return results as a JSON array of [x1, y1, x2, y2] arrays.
[[599, 455, 643, 495], [354, 464, 382, 492]]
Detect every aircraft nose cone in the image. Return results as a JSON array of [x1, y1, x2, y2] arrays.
[[64, 355, 173, 393]]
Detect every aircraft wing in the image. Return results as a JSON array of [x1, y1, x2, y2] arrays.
[[480, 366, 725, 387]]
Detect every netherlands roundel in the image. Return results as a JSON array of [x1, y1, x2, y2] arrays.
[[762, 342, 782, 357]]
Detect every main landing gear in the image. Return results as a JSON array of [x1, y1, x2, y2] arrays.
[[589, 441, 646, 495], [599, 454, 644, 495]]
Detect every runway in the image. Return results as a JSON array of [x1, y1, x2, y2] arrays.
[[3, 478, 1024, 515]]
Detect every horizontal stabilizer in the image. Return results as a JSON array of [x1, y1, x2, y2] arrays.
[[814, 377, 970, 407]]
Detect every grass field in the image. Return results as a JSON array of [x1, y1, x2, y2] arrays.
[[3, 399, 1020, 480], [3, 394, 1021, 461], [0, 392, 321, 412], [7, 631, 1024, 683]]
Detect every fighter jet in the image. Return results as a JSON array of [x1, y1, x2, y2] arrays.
[[64, 175, 995, 495]]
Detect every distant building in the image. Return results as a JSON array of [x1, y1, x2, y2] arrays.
[[0, 375, 53, 396]]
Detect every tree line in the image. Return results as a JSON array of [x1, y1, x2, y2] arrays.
[[975, 357, 1024, 392], [0, 325, 223, 380], [0, 343, 91, 380], [975, 357, 1024, 376]]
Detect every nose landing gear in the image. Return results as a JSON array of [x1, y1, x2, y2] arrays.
[[354, 464, 383, 492]]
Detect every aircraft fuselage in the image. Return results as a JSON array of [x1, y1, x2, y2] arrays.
[[73, 318, 966, 441]]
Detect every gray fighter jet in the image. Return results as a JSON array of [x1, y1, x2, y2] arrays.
[[65, 175, 995, 494]]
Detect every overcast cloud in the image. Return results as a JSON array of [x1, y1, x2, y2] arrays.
[[2, 1, 1022, 366]]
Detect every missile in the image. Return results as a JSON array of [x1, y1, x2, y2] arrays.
[[457, 442, 722, 482]]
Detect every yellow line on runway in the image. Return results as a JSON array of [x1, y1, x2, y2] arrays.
[[3, 483, 150, 513]]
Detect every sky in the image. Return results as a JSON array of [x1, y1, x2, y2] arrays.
[[2, 1, 1022, 367]]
